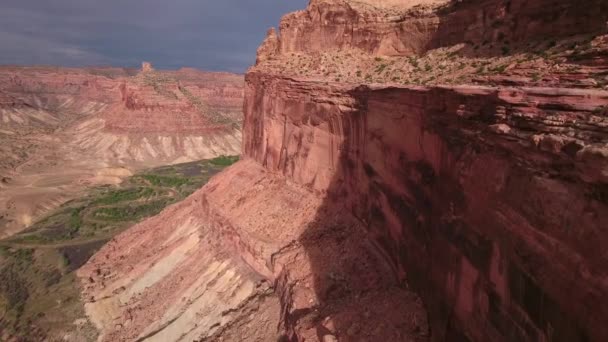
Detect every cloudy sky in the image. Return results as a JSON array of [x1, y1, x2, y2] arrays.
[[0, 0, 307, 73]]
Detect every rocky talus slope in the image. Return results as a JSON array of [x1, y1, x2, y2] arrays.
[[81, 1, 608, 341], [0, 65, 243, 237]]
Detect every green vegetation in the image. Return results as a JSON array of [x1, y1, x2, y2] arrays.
[[138, 174, 189, 187], [408, 56, 419, 68], [93, 199, 171, 221], [144, 73, 178, 100], [0, 156, 239, 340], [94, 187, 155, 205]]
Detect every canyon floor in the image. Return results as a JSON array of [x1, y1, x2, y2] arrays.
[[0, 156, 239, 341]]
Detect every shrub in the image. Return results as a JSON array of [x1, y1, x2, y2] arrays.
[[408, 57, 419, 68], [492, 64, 507, 73], [209, 155, 239, 166], [95, 188, 154, 205]]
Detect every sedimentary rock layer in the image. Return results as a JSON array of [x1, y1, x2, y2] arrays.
[[243, 72, 608, 341], [267, 0, 608, 58], [80, 0, 608, 341], [0, 65, 243, 237], [80, 159, 429, 341]]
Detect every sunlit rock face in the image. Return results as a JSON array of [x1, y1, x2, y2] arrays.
[[79, 0, 608, 341]]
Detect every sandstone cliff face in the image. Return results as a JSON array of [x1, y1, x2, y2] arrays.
[[265, 0, 608, 59], [80, 0, 608, 341], [80, 158, 429, 341], [243, 72, 608, 341], [246, 2, 608, 340]]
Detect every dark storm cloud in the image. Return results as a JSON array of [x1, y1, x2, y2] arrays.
[[0, 0, 307, 72]]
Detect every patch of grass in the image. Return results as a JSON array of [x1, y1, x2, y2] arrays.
[[138, 174, 189, 187], [209, 155, 239, 166], [94, 187, 155, 205], [93, 199, 172, 222], [68, 207, 84, 238]]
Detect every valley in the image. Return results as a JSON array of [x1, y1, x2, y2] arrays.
[[0, 156, 239, 341], [2, 0, 608, 341], [0, 65, 243, 237]]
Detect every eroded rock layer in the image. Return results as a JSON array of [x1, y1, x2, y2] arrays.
[[0, 65, 243, 237], [243, 73, 608, 341], [80, 0, 608, 341], [80, 159, 429, 341], [270, 0, 608, 58]]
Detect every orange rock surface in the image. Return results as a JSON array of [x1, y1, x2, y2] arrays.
[[79, 1, 608, 341]]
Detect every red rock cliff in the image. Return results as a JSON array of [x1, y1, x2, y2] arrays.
[[79, 0, 608, 341], [245, 0, 608, 341], [243, 72, 608, 341], [267, 0, 608, 58]]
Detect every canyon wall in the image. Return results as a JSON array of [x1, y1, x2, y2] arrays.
[[243, 72, 608, 341], [249, 0, 608, 340], [268, 0, 608, 58], [79, 0, 608, 341]]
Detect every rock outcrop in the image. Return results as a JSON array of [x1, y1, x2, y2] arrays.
[[141, 61, 154, 73], [273, 0, 608, 57], [80, 0, 608, 341]]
